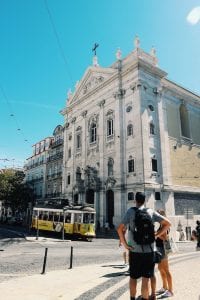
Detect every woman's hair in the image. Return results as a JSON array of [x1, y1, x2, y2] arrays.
[[157, 209, 166, 217]]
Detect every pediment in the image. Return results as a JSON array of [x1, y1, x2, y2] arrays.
[[67, 66, 116, 105]]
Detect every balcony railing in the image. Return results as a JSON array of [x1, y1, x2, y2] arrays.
[[46, 152, 63, 162], [51, 139, 64, 148], [46, 172, 62, 179], [26, 176, 44, 183]]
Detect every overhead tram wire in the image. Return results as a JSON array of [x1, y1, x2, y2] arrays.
[[44, 0, 73, 86], [0, 84, 29, 144]]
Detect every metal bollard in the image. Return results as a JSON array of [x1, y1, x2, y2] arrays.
[[69, 246, 73, 269], [41, 247, 48, 274]]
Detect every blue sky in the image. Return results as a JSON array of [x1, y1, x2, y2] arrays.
[[0, 0, 200, 168]]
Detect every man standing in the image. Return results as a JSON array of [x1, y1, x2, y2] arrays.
[[117, 192, 171, 300]]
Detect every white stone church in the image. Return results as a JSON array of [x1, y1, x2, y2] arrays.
[[60, 37, 200, 233]]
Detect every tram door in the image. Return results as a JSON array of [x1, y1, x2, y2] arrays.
[[106, 190, 114, 228]]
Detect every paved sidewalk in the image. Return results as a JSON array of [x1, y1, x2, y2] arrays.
[[1, 251, 200, 300]]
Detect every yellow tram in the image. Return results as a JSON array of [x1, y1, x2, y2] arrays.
[[31, 205, 96, 241]]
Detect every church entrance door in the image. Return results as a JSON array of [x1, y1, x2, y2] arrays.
[[86, 189, 94, 205]]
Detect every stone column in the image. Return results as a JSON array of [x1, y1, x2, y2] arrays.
[[114, 58, 127, 220], [157, 88, 175, 215], [98, 100, 105, 226]]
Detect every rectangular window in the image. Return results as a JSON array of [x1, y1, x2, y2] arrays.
[[128, 192, 134, 201], [152, 158, 158, 172], [67, 175, 70, 185], [107, 119, 113, 136], [76, 134, 81, 149], [150, 123, 155, 135], [90, 124, 97, 143], [68, 148, 71, 158], [128, 159, 134, 173], [155, 192, 161, 200]]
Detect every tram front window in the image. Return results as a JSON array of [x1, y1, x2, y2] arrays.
[[65, 213, 71, 223], [74, 213, 82, 223], [53, 213, 59, 222], [83, 213, 94, 224]]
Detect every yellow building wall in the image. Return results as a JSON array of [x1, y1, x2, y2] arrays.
[[169, 139, 200, 187]]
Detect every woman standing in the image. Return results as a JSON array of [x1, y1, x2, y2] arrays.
[[156, 210, 173, 298]]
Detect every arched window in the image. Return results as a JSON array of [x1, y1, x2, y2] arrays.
[[180, 104, 190, 138], [127, 124, 133, 136], [90, 123, 97, 143], [108, 158, 114, 176], [150, 122, 155, 135]]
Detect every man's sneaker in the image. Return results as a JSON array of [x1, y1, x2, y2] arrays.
[[158, 290, 173, 298], [156, 288, 166, 295]]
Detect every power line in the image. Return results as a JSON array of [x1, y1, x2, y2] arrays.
[[0, 84, 30, 144], [44, 0, 73, 85]]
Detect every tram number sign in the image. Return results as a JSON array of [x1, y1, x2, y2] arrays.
[[184, 208, 193, 219]]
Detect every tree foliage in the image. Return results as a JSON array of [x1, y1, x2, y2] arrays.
[[0, 169, 35, 213]]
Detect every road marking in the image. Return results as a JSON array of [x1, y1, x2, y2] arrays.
[[93, 275, 128, 300]]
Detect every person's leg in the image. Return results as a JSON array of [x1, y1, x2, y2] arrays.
[[150, 275, 156, 298], [129, 277, 137, 299], [162, 258, 173, 294], [141, 277, 149, 299], [158, 260, 168, 290]]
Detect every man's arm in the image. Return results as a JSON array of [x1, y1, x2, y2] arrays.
[[117, 223, 133, 250], [155, 218, 171, 239]]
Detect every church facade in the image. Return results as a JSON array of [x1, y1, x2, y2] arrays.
[[59, 37, 200, 231]]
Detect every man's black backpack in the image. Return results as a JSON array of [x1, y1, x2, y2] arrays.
[[132, 208, 155, 245]]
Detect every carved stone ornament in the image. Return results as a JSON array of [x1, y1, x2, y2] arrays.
[[134, 35, 140, 49], [98, 99, 105, 108], [82, 76, 104, 95], [113, 89, 126, 98], [116, 48, 122, 60], [71, 117, 76, 124], [105, 176, 116, 189], [81, 110, 88, 118]]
